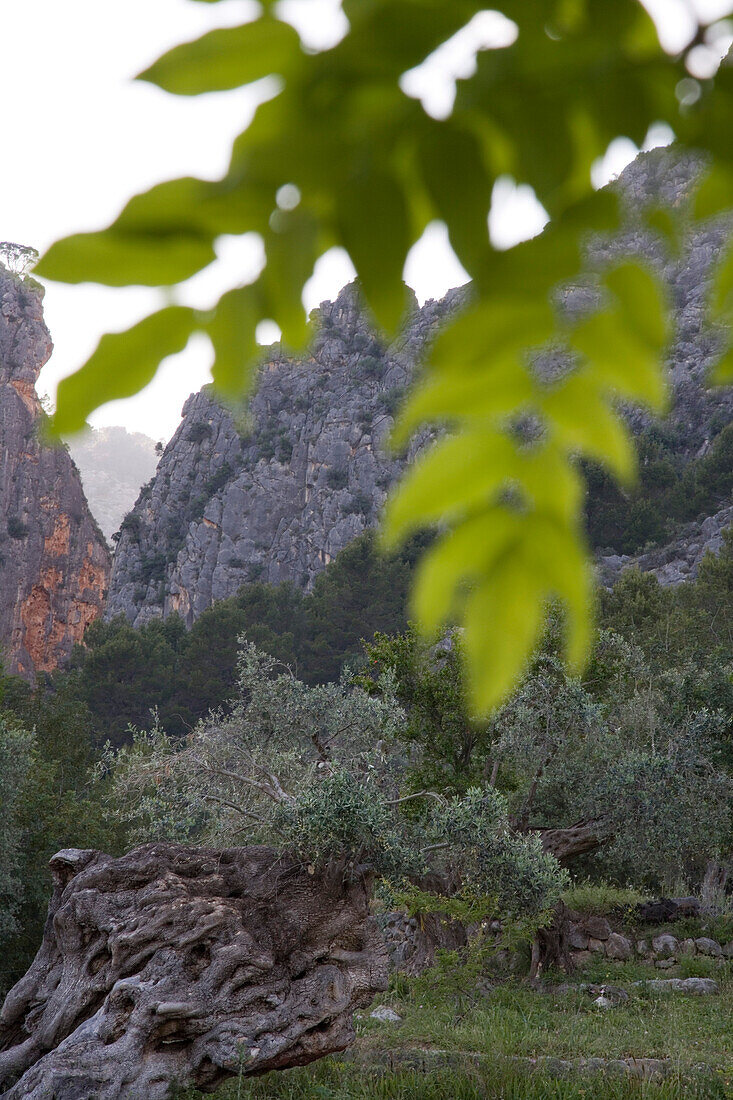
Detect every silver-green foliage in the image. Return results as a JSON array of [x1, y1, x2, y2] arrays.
[[492, 642, 732, 887], [37, 1, 733, 714], [101, 642, 566, 916]]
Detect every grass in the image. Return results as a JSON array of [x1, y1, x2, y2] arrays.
[[174, 955, 733, 1100], [174, 1060, 730, 1099], [561, 881, 646, 916]]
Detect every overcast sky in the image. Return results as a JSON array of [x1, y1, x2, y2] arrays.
[[1, 0, 731, 440]]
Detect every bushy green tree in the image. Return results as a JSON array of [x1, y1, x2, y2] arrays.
[[362, 610, 732, 891], [0, 677, 125, 994], [68, 614, 188, 745], [360, 627, 492, 794], [100, 642, 567, 919], [62, 530, 424, 743]]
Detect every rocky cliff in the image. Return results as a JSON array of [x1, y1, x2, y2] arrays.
[[106, 286, 456, 627], [108, 151, 732, 629], [0, 267, 110, 677]]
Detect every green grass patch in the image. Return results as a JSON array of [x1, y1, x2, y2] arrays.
[[175, 959, 732, 1099], [561, 881, 645, 916], [175, 1059, 730, 1099]]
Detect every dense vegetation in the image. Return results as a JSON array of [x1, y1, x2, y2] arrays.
[[586, 421, 733, 554], [59, 531, 428, 746], [1, 529, 730, 1003], [176, 955, 733, 1099]]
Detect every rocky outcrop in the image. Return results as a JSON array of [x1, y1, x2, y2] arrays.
[[108, 151, 732, 629], [0, 267, 110, 677], [0, 843, 387, 1099], [599, 502, 732, 586], [107, 286, 457, 627]]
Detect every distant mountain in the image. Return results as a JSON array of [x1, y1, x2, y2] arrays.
[[107, 150, 732, 630], [0, 267, 110, 678], [68, 427, 160, 543], [106, 284, 454, 627]]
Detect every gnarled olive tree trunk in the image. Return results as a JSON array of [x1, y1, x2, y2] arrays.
[[0, 844, 388, 1099]]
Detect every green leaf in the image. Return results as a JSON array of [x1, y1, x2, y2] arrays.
[[138, 18, 302, 95], [463, 549, 545, 715], [519, 448, 584, 526], [392, 364, 534, 444], [406, 510, 520, 633], [336, 166, 412, 333], [52, 307, 198, 435], [418, 119, 493, 277], [541, 373, 636, 483], [391, 299, 550, 444], [573, 309, 668, 412], [711, 241, 733, 318], [206, 285, 262, 396], [263, 207, 319, 346], [37, 231, 215, 287], [693, 163, 733, 221], [527, 516, 592, 671], [568, 263, 670, 416], [384, 432, 519, 540], [604, 262, 670, 350], [113, 176, 272, 238], [711, 342, 733, 384], [432, 300, 555, 373]]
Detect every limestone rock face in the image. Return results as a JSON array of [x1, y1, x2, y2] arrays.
[[106, 285, 457, 627], [0, 268, 110, 677], [107, 152, 732, 629]]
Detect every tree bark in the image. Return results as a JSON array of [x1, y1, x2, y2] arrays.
[[534, 818, 610, 864], [529, 902, 575, 981], [0, 843, 388, 1099]]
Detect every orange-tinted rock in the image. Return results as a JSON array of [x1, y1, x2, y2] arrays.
[[0, 266, 110, 678]]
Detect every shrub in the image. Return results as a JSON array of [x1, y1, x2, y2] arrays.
[[6, 516, 28, 539], [326, 466, 349, 490], [187, 422, 213, 444]]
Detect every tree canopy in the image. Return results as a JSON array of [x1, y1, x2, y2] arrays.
[[36, 1, 733, 712]]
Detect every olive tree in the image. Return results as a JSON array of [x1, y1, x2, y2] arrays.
[[363, 623, 732, 889], [101, 641, 566, 920]]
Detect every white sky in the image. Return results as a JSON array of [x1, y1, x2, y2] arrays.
[[1, 0, 731, 440]]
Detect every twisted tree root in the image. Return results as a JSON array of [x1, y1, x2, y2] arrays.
[[0, 843, 388, 1099]]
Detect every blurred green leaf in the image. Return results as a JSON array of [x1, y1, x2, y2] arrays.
[[541, 373, 636, 483], [570, 263, 670, 413], [406, 509, 521, 633], [138, 18, 302, 95], [206, 285, 262, 396], [693, 163, 733, 221], [263, 207, 320, 346], [418, 119, 493, 276], [337, 165, 412, 333], [36, 231, 215, 287], [712, 241, 733, 318], [385, 432, 519, 540], [35, 0, 733, 715], [711, 342, 733, 384], [52, 307, 198, 435], [463, 550, 544, 713]]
